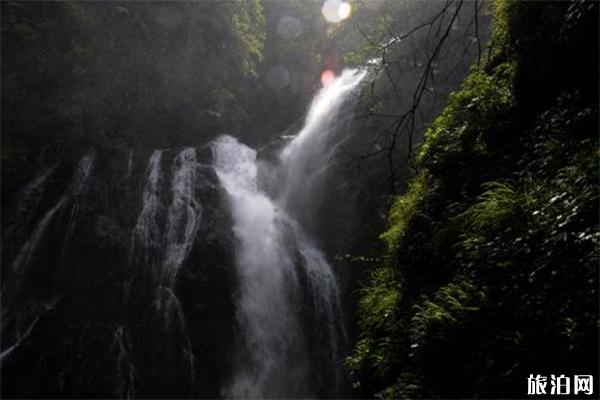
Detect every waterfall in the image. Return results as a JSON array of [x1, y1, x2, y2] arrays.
[[295, 234, 347, 391], [158, 148, 200, 394], [130, 150, 164, 274], [6, 150, 96, 287], [60, 149, 96, 266], [213, 135, 310, 398], [280, 69, 366, 165], [213, 68, 364, 398], [5, 165, 56, 244], [127, 147, 200, 396], [130, 147, 201, 301], [1, 150, 96, 363], [1, 68, 365, 396], [279, 69, 366, 221], [0, 298, 60, 364], [8, 197, 67, 283], [69, 150, 96, 197], [161, 148, 202, 289], [130, 148, 202, 280], [123, 149, 134, 184], [112, 325, 136, 399]]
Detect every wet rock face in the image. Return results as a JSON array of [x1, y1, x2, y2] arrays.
[[1, 147, 237, 398]]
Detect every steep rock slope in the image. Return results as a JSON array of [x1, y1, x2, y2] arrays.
[[348, 1, 599, 398]]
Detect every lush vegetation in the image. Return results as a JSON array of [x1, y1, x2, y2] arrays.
[[1, 2, 270, 199], [348, 1, 599, 397], [0, 1, 351, 203], [1, 1, 597, 398]]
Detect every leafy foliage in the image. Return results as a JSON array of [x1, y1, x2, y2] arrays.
[[380, 172, 427, 253], [348, 1, 599, 398], [232, 0, 266, 77]]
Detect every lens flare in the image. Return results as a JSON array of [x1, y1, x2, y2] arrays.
[[321, 0, 352, 23], [276, 16, 302, 40], [320, 70, 336, 87], [338, 2, 351, 20], [265, 65, 290, 91]]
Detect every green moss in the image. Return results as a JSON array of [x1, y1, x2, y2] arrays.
[[488, 0, 518, 57], [379, 172, 427, 254], [417, 61, 515, 167]]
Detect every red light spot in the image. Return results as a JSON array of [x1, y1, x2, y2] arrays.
[[320, 70, 336, 87]]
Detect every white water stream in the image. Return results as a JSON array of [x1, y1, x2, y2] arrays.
[[213, 69, 365, 398]]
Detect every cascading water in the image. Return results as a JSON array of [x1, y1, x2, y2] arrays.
[[1, 68, 366, 397], [130, 150, 164, 275], [126, 147, 201, 396], [161, 148, 202, 289], [3, 149, 96, 294], [279, 69, 366, 224], [70, 150, 96, 197], [295, 235, 347, 391], [60, 150, 96, 266], [130, 147, 201, 313], [7, 197, 67, 288], [158, 148, 201, 393], [130, 147, 202, 284], [1, 150, 96, 363], [213, 135, 310, 398], [4, 165, 56, 246], [123, 149, 134, 184], [112, 325, 136, 399], [213, 68, 365, 398]]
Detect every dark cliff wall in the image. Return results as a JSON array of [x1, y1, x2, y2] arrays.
[[1, 147, 238, 398]]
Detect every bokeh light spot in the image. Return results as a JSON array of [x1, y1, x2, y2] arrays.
[[277, 16, 302, 40], [320, 70, 336, 87], [321, 0, 352, 23], [338, 2, 351, 20], [265, 65, 291, 92]]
